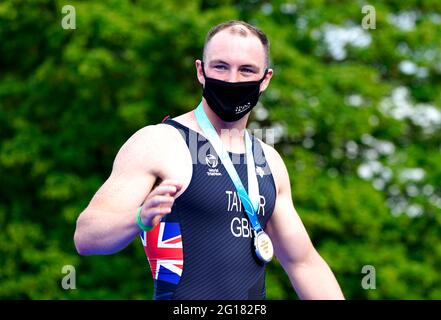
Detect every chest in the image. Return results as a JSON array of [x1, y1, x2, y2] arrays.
[[158, 131, 276, 219]]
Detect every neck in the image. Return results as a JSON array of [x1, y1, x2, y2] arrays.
[[197, 99, 250, 153]]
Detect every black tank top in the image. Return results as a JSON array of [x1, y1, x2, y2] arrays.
[[140, 117, 277, 300]]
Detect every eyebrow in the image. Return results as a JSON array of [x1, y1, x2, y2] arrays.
[[209, 59, 260, 72]]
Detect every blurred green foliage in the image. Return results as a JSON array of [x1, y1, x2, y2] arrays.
[[1, 0, 440, 299]]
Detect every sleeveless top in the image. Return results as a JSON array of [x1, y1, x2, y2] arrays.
[[140, 117, 277, 300]]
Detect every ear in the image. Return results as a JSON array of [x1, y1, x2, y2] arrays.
[[259, 68, 273, 92], [195, 59, 205, 86]]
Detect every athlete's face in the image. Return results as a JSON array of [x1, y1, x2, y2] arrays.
[[196, 28, 273, 91]]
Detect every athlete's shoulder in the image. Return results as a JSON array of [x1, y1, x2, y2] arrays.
[[113, 123, 180, 173], [129, 122, 184, 149], [256, 138, 284, 167], [123, 124, 169, 151], [255, 138, 290, 195]]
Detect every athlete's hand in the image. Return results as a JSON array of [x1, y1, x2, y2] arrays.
[[139, 179, 183, 228]]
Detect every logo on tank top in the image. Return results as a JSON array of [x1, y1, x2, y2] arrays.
[[206, 154, 222, 176], [256, 166, 265, 178]]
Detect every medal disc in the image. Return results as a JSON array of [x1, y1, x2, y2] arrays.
[[254, 231, 274, 263]]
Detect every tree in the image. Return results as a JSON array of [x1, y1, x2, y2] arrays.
[[1, 0, 440, 299]]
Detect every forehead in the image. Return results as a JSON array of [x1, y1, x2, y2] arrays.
[[205, 28, 265, 67]]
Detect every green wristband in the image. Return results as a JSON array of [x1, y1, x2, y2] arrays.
[[136, 207, 153, 232]]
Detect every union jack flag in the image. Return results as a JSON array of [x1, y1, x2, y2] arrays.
[[140, 222, 183, 285]]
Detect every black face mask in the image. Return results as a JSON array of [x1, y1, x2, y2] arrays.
[[201, 62, 268, 122]]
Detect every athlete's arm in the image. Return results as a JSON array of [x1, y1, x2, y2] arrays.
[[262, 143, 345, 299], [74, 125, 182, 256]]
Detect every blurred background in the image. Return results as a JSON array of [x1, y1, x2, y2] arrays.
[[1, 0, 440, 299]]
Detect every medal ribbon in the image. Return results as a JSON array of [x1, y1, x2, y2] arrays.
[[195, 101, 263, 233]]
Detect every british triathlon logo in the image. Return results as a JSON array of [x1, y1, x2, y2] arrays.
[[206, 154, 221, 176]]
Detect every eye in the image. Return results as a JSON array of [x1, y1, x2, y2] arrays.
[[214, 65, 227, 70], [240, 68, 255, 74]]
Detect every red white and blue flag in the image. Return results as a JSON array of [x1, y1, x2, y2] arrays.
[[141, 222, 183, 285]]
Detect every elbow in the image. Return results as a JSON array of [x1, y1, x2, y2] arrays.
[[74, 230, 89, 256], [74, 219, 92, 256]]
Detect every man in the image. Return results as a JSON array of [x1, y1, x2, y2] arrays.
[[74, 20, 344, 300]]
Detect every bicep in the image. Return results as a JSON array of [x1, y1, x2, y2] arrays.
[[265, 147, 316, 268], [88, 167, 157, 214], [86, 127, 159, 214], [266, 193, 315, 267]]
